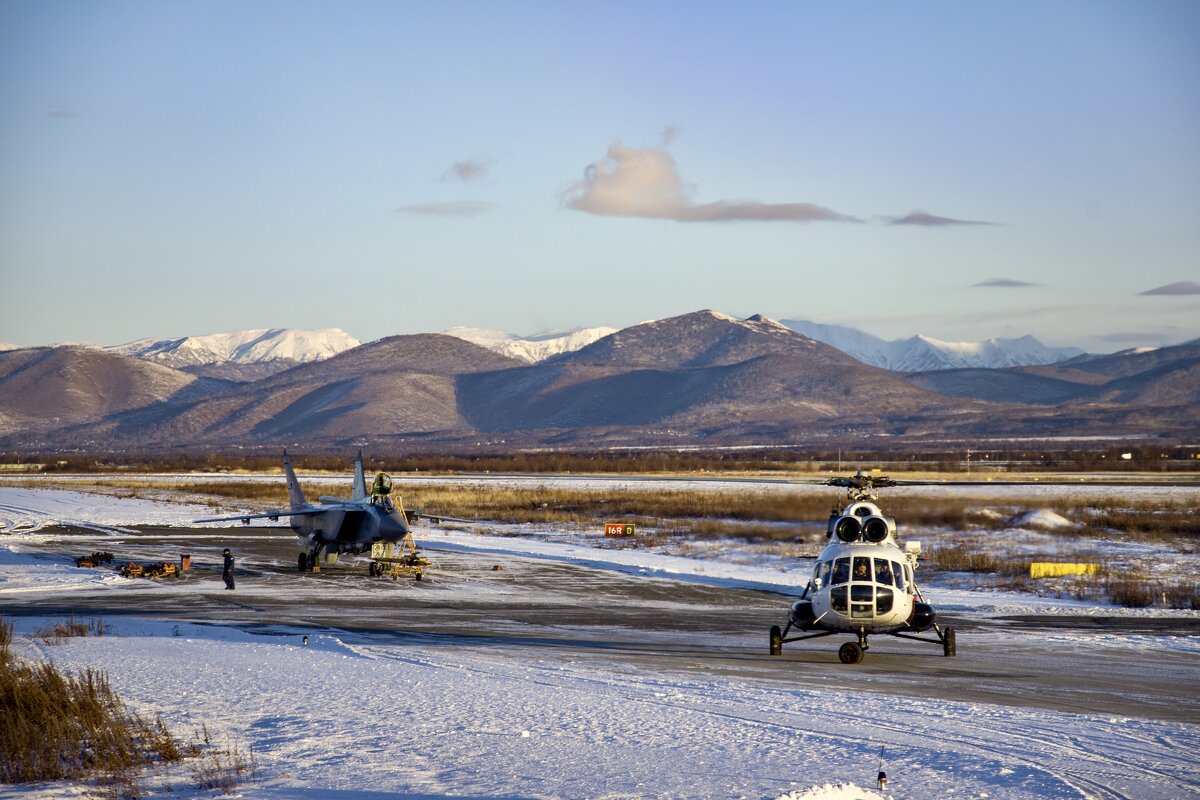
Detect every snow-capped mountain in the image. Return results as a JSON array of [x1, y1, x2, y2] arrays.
[[780, 319, 1084, 372], [443, 325, 618, 363], [110, 328, 361, 368]]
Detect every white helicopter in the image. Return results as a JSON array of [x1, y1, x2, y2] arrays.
[[770, 472, 955, 664]]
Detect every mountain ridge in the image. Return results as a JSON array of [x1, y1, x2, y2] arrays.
[[2, 311, 1196, 451], [110, 327, 361, 367], [780, 319, 1084, 371]]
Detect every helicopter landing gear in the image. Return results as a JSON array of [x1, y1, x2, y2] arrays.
[[942, 627, 956, 657], [769, 626, 783, 656], [838, 642, 864, 664], [838, 629, 870, 664]]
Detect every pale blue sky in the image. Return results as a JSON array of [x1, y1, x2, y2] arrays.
[[1, 1, 1197, 351]]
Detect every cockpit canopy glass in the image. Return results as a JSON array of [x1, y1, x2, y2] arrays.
[[819, 556, 907, 590]]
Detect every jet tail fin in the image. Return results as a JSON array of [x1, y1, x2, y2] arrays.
[[352, 449, 368, 500], [283, 450, 308, 509]]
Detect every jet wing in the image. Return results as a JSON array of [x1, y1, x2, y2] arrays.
[[407, 510, 479, 525], [194, 503, 361, 524]]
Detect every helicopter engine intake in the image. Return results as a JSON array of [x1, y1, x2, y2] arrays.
[[834, 516, 862, 542], [862, 516, 890, 542]]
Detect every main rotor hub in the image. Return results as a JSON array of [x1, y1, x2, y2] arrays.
[[825, 472, 897, 503]]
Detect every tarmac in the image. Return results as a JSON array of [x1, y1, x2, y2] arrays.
[[10, 524, 1200, 725]]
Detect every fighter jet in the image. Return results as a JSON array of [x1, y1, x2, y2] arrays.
[[195, 450, 460, 573]]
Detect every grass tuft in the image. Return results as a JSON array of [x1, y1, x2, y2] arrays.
[[0, 614, 254, 797], [190, 737, 256, 795]]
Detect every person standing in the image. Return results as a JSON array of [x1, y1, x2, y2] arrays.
[[222, 548, 235, 590]]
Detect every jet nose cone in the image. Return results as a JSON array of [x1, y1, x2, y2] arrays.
[[381, 513, 409, 539]]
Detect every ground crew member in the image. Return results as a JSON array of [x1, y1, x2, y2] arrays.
[[222, 548, 235, 590]]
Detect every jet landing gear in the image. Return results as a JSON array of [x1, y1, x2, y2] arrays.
[[298, 544, 326, 574]]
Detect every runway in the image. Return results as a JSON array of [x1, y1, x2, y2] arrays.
[[12, 524, 1200, 726]]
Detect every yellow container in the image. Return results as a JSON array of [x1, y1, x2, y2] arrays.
[[1030, 562, 1100, 579]]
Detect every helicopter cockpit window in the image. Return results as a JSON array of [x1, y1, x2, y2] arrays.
[[814, 561, 831, 587], [873, 558, 895, 586], [830, 586, 848, 612], [832, 558, 850, 585], [852, 557, 871, 582], [893, 560, 908, 590], [875, 587, 894, 614], [850, 584, 874, 618]]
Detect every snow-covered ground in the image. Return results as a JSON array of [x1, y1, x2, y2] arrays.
[[1, 485, 1199, 799]]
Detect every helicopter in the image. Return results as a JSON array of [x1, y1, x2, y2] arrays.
[[195, 450, 471, 574], [769, 471, 955, 664]]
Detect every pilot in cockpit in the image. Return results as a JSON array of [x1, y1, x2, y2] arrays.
[[371, 471, 394, 506]]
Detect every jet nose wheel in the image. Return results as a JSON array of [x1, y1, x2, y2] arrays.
[[838, 642, 864, 664], [769, 625, 783, 656], [297, 552, 308, 573]]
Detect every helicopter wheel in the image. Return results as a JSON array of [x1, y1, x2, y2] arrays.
[[838, 642, 864, 664], [769, 625, 783, 656], [297, 552, 308, 573], [943, 627, 957, 657]]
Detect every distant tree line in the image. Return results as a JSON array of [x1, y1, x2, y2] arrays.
[[3, 445, 1197, 474]]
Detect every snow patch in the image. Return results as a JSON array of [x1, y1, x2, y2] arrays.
[[781, 319, 1084, 370], [443, 325, 618, 362], [776, 784, 887, 800], [1010, 509, 1076, 530], [110, 327, 360, 366]]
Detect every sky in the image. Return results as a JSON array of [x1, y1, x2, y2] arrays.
[[1, 1, 1198, 353]]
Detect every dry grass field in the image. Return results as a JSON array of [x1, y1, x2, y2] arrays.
[[4, 472, 1197, 609]]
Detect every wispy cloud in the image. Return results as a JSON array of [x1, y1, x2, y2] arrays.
[[973, 278, 1037, 288], [1139, 281, 1200, 296], [442, 159, 493, 183], [565, 142, 858, 223], [395, 201, 495, 217], [888, 210, 997, 226]]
